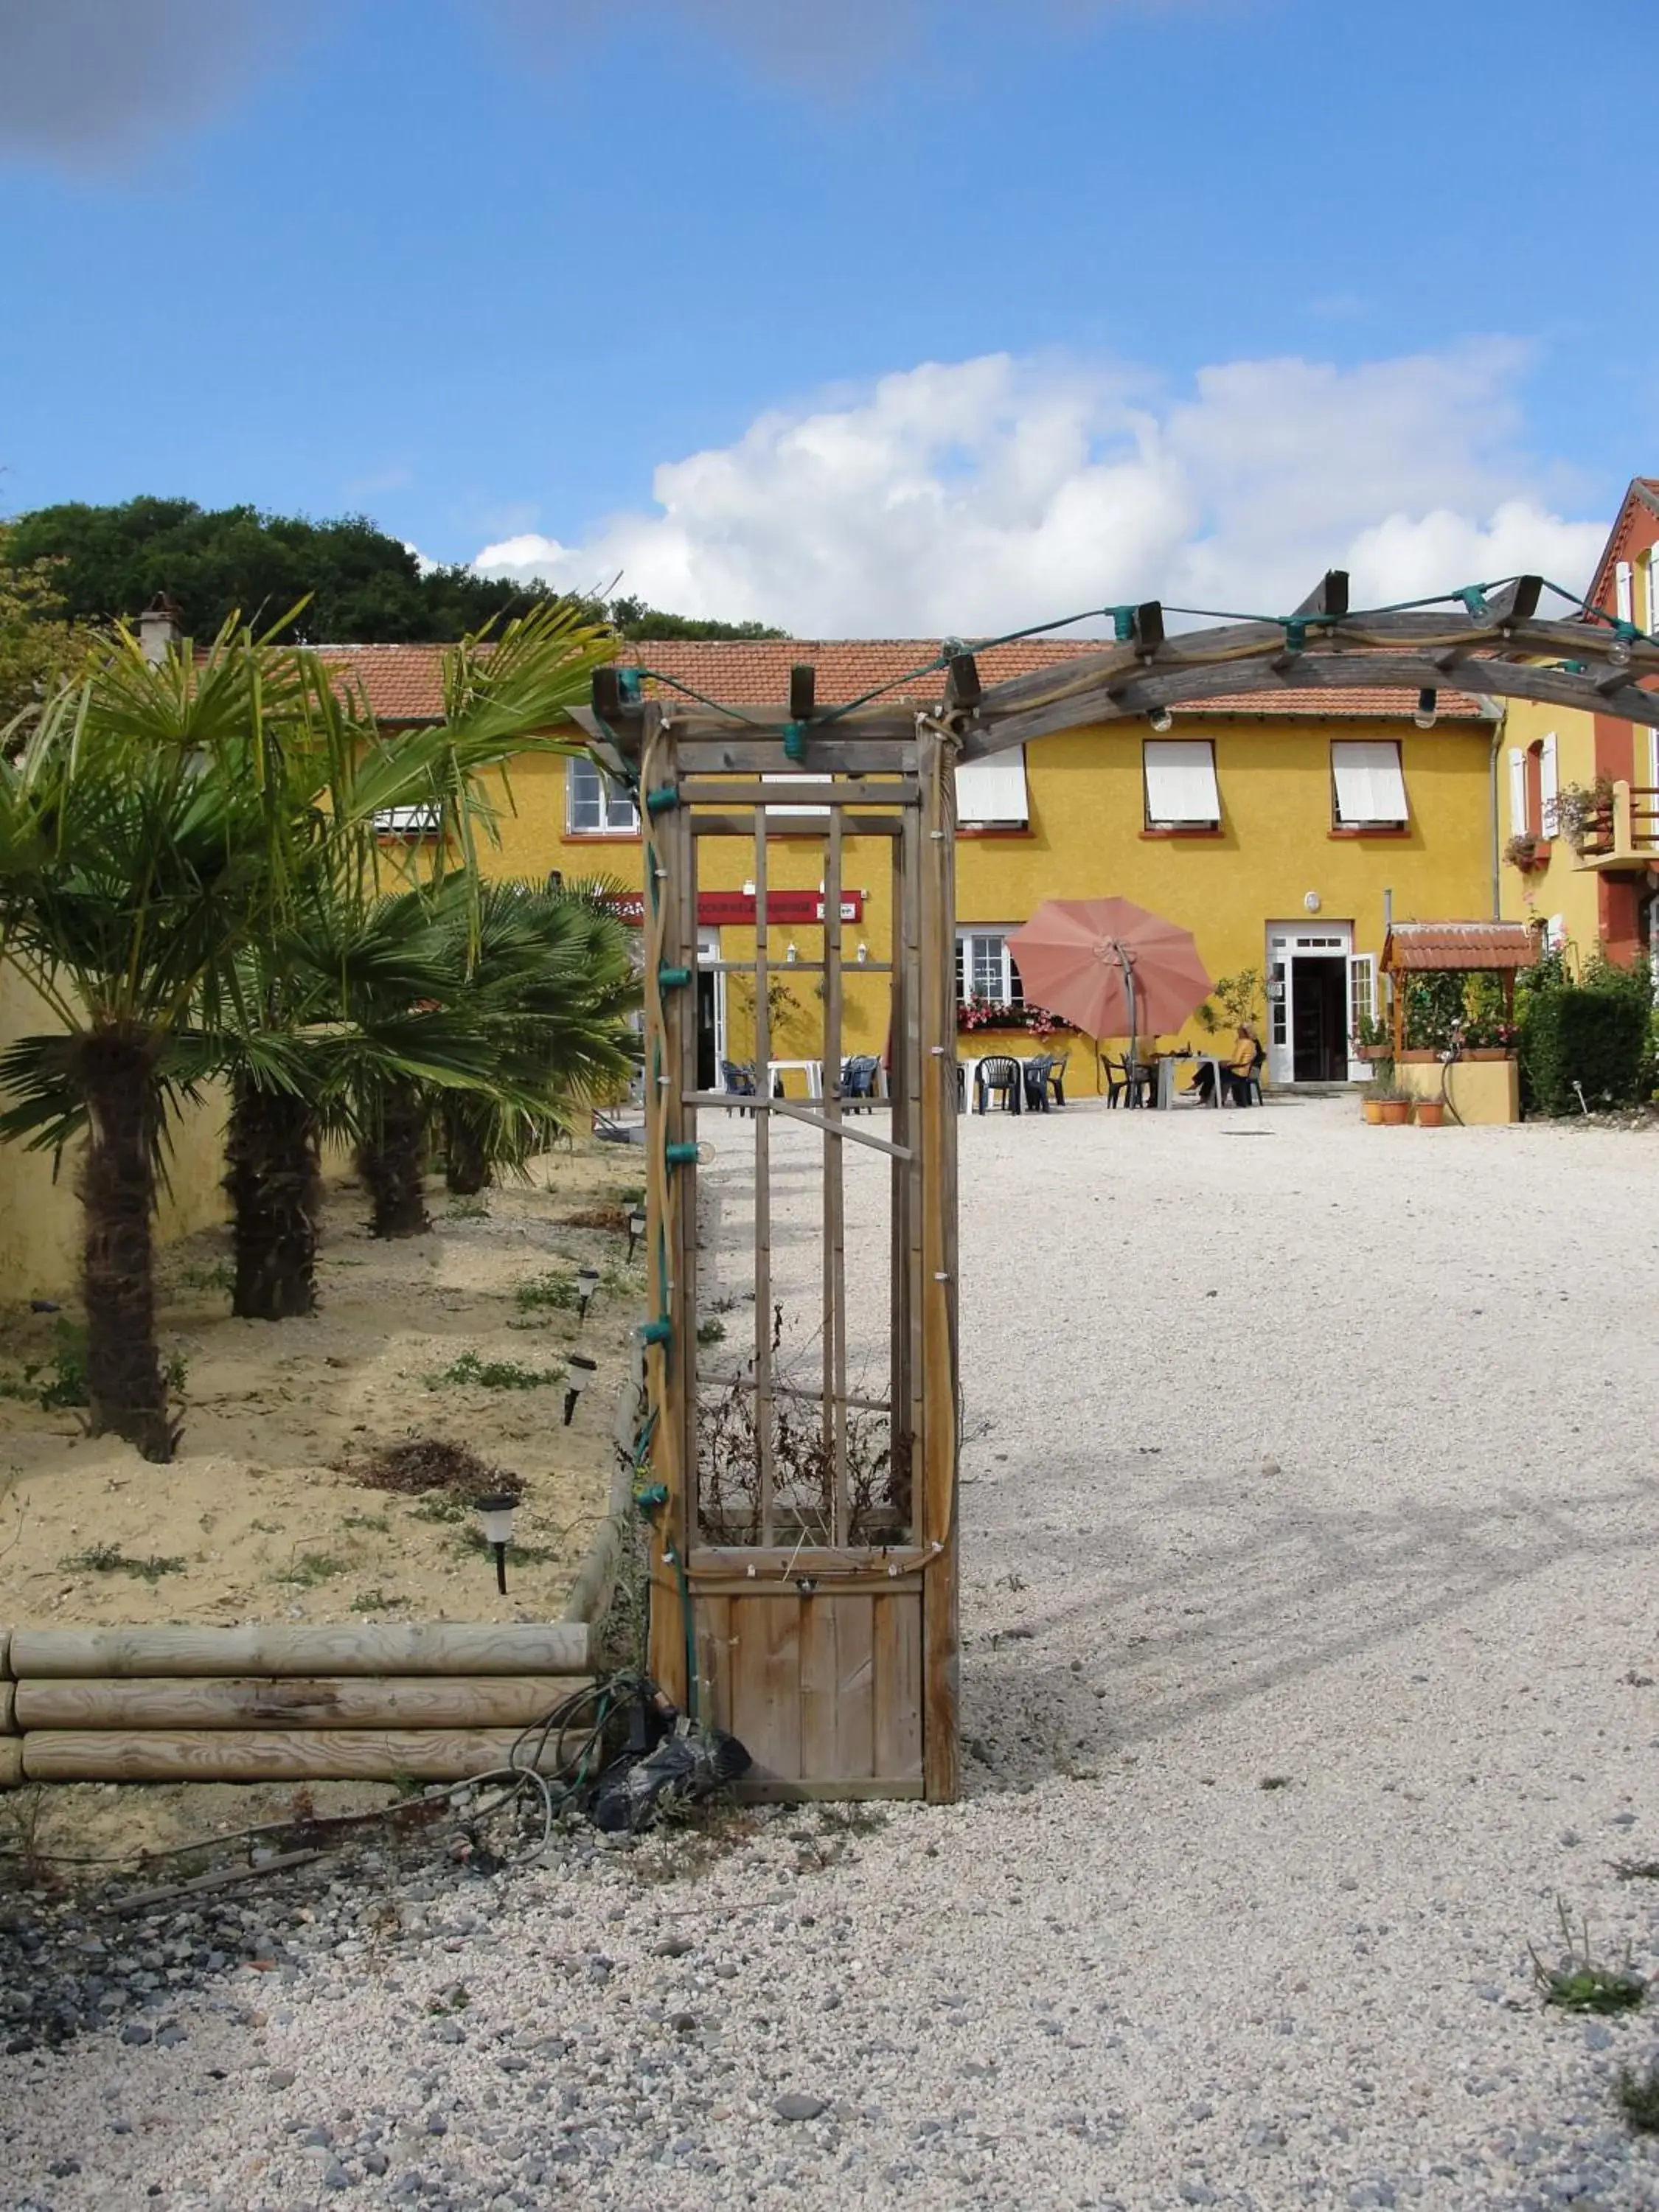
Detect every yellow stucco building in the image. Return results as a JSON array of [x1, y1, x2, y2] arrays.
[[328, 638, 1500, 1099], [1494, 479, 1659, 970]]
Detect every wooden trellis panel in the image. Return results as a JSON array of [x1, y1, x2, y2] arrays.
[[634, 703, 959, 1802]]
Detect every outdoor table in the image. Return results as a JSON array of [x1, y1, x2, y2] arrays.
[[1153, 1051, 1226, 1108], [767, 1058, 823, 1099]]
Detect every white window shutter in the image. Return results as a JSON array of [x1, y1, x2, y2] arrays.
[[955, 746, 1029, 827], [1509, 748, 1529, 838], [761, 773, 829, 818], [1142, 740, 1220, 824], [1332, 741, 1408, 825], [1616, 560, 1635, 625], [1539, 734, 1559, 836]]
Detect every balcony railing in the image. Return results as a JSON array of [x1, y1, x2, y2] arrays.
[[1573, 782, 1659, 872]]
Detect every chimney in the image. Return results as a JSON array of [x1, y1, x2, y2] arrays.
[[137, 593, 183, 666]]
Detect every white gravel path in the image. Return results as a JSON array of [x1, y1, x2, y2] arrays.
[[7, 1095, 1659, 2211]]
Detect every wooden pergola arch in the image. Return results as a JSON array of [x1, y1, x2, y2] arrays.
[[582, 571, 1659, 1805]]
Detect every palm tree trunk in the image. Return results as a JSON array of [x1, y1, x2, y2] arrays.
[[358, 1079, 430, 1237], [226, 1079, 321, 1319], [79, 1029, 174, 1462], [442, 1097, 493, 1197]]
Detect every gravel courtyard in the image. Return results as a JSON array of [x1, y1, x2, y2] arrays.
[[6, 1095, 1659, 2211]]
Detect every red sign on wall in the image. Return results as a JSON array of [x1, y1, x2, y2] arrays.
[[607, 890, 865, 926]]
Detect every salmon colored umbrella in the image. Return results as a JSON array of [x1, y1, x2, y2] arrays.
[[1007, 898, 1211, 1045]]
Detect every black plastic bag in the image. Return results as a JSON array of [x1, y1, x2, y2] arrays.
[[591, 1725, 752, 1834]]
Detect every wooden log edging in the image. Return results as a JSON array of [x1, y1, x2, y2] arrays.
[[0, 1626, 16, 1787], [560, 1416, 639, 1634], [20, 1728, 577, 1784], [11, 1621, 590, 1680], [0, 1621, 594, 1788], [13, 1675, 591, 1733]]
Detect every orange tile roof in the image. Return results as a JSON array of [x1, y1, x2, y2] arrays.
[[1383, 921, 1538, 972], [309, 639, 1493, 726]]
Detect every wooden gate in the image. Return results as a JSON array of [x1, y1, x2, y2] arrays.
[[622, 699, 959, 1803]]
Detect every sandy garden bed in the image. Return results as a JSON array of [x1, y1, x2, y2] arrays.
[[0, 1136, 644, 1858]]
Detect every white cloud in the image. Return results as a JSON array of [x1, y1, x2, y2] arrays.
[[0, 0, 313, 167], [472, 344, 1608, 635]]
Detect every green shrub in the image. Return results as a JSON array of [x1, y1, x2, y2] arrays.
[[1523, 985, 1649, 1115]]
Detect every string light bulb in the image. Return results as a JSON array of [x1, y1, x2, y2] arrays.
[[1413, 689, 1439, 730], [1149, 709, 1174, 734]]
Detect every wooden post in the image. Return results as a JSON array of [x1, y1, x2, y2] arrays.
[[822, 807, 849, 1543], [644, 705, 692, 1707], [917, 720, 960, 1804], [753, 802, 776, 1546]]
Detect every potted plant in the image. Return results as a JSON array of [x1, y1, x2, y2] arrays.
[[1414, 1094, 1446, 1127], [1366, 1077, 1413, 1126], [1352, 1012, 1391, 1064], [1504, 832, 1546, 872]]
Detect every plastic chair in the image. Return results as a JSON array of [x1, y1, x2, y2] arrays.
[[1043, 1051, 1069, 1107], [974, 1055, 1023, 1114], [1225, 1055, 1264, 1107], [1021, 1054, 1054, 1112], [1100, 1054, 1152, 1109], [839, 1054, 881, 1110], [720, 1059, 757, 1116]]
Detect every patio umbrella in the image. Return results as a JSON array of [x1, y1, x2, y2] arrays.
[[1007, 898, 1211, 1047]]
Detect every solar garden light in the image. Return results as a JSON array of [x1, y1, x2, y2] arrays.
[[626, 1206, 647, 1262], [563, 1353, 597, 1426], [474, 1492, 518, 1595], [577, 1263, 602, 1322]]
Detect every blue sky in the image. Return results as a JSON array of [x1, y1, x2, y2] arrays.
[[1, 0, 1653, 632]]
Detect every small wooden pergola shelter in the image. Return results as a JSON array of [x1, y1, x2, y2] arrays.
[[582, 571, 1659, 1803], [1381, 919, 1540, 1059]]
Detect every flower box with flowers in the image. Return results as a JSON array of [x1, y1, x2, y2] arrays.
[[956, 997, 1075, 1038]]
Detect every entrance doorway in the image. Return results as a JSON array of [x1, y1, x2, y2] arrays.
[[695, 928, 726, 1093], [1266, 924, 1369, 1084]]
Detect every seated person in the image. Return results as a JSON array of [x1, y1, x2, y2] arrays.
[[1189, 1023, 1262, 1103], [1223, 1022, 1264, 1104]]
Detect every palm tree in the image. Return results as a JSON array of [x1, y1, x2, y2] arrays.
[[356, 877, 639, 1228], [434, 877, 640, 1198], [0, 600, 616, 1454], [218, 602, 622, 1291], [0, 623, 339, 1455]]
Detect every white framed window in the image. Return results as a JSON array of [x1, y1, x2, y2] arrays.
[[1143, 738, 1220, 827], [1545, 912, 1567, 953], [1508, 748, 1529, 838], [954, 928, 1023, 1007], [1616, 560, 1635, 625], [1349, 953, 1377, 1031], [760, 772, 829, 820], [956, 746, 1029, 828], [1332, 740, 1408, 827], [568, 755, 639, 834], [374, 803, 442, 837], [1540, 732, 1559, 836]]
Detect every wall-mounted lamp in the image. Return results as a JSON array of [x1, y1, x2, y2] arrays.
[[474, 1492, 518, 1594], [785, 942, 799, 964], [855, 942, 869, 965], [563, 1354, 597, 1426]]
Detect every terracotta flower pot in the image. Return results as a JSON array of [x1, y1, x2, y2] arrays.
[[1414, 1099, 1445, 1127], [1379, 1099, 1411, 1126], [1362, 1098, 1385, 1125]]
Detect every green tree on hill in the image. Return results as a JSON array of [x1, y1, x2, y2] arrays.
[[1, 498, 789, 644]]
